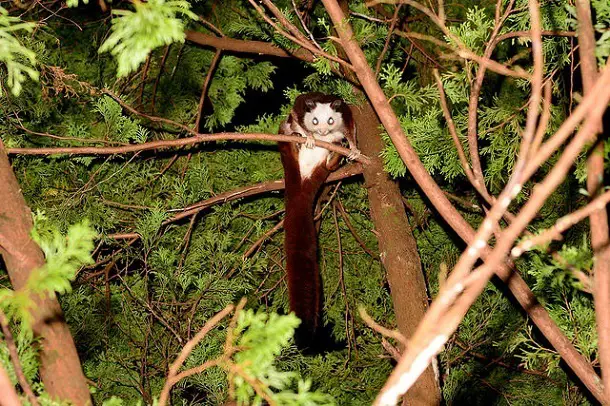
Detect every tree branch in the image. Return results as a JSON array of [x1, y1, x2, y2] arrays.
[[104, 163, 362, 241], [511, 190, 610, 257], [0, 141, 91, 405], [7, 132, 371, 165], [0, 310, 38, 406], [371, 0, 530, 79], [185, 30, 316, 61], [158, 304, 235, 406], [465, 0, 516, 202], [575, 0, 610, 401], [247, 0, 354, 71], [185, 27, 358, 83], [319, 0, 607, 403], [194, 49, 222, 131], [0, 364, 21, 406]]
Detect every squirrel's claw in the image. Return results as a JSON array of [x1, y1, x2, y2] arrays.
[[305, 135, 316, 149], [347, 147, 361, 161]]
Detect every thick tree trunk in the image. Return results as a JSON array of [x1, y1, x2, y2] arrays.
[[575, 1, 610, 401], [0, 141, 91, 405], [353, 102, 441, 405], [0, 364, 21, 406]]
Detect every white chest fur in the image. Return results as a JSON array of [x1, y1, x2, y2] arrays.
[[299, 146, 329, 179], [298, 131, 344, 179]]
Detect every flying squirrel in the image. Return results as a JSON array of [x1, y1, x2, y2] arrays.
[[277, 92, 359, 348]]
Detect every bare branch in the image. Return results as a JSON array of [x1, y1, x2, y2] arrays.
[[511, 190, 610, 257], [194, 50, 222, 131], [319, 0, 608, 403], [242, 219, 285, 259], [0, 310, 38, 406], [246, 0, 354, 71], [158, 304, 235, 406], [465, 0, 516, 202], [432, 69, 479, 193], [185, 30, 316, 62], [575, 0, 610, 401], [291, 0, 322, 50], [151, 45, 172, 113], [370, 0, 530, 79], [359, 307, 408, 347], [7, 132, 371, 165], [375, 4, 402, 77], [105, 163, 362, 241]]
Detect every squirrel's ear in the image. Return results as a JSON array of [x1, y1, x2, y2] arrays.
[[305, 99, 316, 110], [331, 99, 343, 110]]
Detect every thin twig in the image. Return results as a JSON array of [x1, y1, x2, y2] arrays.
[[260, 0, 311, 43], [247, 0, 355, 71], [465, 0, 516, 202], [375, 4, 402, 77], [169, 43, 186, 82], [197, 16, 225, 37], [511, 190, 610, 257], [0, 309, 38, 406], [432, 69, 478, 192], [242, 219, 285, 259], [13, 122, 129, 146], [158, 304, 235, 406], [8, 132, 371, 165], [151, 45, 172, 113], [137, 55, 151, 108], [104, 89, 196, 135], [118, 275, 184, 344], [336, 200, 377, 257], [332, 203, 354, 353], [194, 50, 222, 131], [292, 0, 322, 50], [359, 307, 408, 348]]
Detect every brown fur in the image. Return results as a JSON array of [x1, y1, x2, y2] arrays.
[[279, 96, 344, 346], [286, 92, 357, 151]]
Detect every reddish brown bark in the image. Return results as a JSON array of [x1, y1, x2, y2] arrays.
[[311, 2, 437, 395], [575, 0, 610, 401], [184, 9, 603, 400], [320, 0, 604, 401], [8, 133, 368, 164], [0, 364, 21, 406], [0, 141, 91, 405], [354, 102, 441, 405], [185, 30, 315, 62]]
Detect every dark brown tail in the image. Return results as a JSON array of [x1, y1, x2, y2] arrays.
[[279, 141, 332, 347], [284, 181, 321, 341]]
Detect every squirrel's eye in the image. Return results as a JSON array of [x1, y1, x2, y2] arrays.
[[312, 118, 319, 125], [328, 117, 334, 125]]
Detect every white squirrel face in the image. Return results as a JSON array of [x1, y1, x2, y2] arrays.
[[303, 103, 343, 136]]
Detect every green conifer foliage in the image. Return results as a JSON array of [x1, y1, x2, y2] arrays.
[[0, 7, 38, 96], [0, 0, 608, 404]]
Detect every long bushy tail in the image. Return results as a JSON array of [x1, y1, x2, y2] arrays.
[[284, 184, 321, 343], [278, 141, 330, 348]]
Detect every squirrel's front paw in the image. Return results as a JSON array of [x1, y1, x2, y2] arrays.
[[347, 147, 361, 161], [305, 135, 316, 149]]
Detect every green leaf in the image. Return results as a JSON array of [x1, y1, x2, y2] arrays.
[[0, 7, 38, 96], [99, 0, 196, 77]]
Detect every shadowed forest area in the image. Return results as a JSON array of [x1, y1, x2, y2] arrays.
[[0, 0, 610, 405]]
